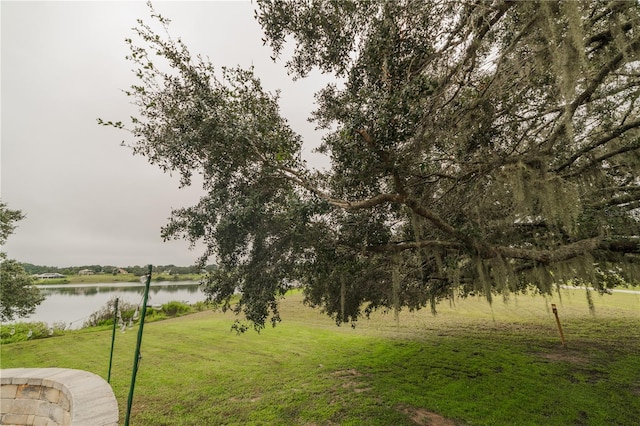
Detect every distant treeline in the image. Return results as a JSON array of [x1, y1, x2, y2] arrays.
[[21, 263, 217, 277]]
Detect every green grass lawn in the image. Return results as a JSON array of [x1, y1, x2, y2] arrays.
[[2, 288, 639, 425]]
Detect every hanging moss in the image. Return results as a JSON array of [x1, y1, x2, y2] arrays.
[[391, 255, 401, 326], [339, 273, 346, 322], [585, 286, 596, 314], [474, 257, 493, 305], [116, 1, 640, 329], [488, 254, 512, 294]]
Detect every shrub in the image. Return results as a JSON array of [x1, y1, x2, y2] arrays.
[[83, 296, 139, 328], [0, 321, 66, 344], [162, 301, 191, 317], [192, 301, 211, 312]]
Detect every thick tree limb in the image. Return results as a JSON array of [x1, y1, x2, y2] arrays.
[[279, 163, 404, 210], [402, 196, 479, 249], [366, 239, 463, 254], [496, 237, 640, 264]]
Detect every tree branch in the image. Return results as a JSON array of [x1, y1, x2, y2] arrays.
[[544, 35, 640, 150], [496, 237, 640, 264], [555, 118, 640, 172], [564, 137, 640, 178], [591, 189, 640, 209], [365, 239, 462, 254], [402, 196, 479, 249]]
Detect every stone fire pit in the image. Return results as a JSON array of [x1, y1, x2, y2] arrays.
[[1, 368, 118, 425]]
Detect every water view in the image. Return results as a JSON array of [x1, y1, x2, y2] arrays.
[[22, 281, 205, 329]]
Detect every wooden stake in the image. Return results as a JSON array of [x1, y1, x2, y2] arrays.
[[551, 304, 566, 348]]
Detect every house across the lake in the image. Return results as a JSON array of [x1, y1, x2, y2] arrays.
[[78, 269, 95, 275], [37, 273, 66, 279]]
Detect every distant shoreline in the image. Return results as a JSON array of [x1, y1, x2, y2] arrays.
[[35, 280, 199, 289], [34, 272, 204, 285]]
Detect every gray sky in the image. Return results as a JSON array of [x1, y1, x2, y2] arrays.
[[1, 1, 331, 267]]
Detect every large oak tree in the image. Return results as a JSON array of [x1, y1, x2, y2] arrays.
[[105, 1, 640, 329]]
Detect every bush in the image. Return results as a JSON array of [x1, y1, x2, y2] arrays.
[[162, 301, 191, 317], [0, 321, 66, 344], [83, 297, 139, 328], [192, 301, 211, 312]]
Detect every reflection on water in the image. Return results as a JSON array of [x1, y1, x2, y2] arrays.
[[19, 282, 205, 329], [42, 283, 201, 297]]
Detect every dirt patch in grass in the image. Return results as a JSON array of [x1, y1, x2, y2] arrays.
[[229, 395, 261, 403], [331, 368, 363, 377], [330, 369, 372, 393], [537, 351, 589, 365], [398, 405, 458, 426]]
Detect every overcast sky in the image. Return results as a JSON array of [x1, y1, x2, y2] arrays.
[[1, 1, 331, 267]]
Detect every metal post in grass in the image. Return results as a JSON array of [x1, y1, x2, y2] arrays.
[[125, 264, 152, 426], [108, 297, 119, 383]]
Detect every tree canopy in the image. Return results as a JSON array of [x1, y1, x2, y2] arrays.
[[106, 1, 640, 330], [0, 202, 44, 321]]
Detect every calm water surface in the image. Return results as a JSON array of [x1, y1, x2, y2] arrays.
[[22, 281, 205, 329]]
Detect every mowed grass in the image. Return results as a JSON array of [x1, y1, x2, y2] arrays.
[[2, 288, 639, 425]]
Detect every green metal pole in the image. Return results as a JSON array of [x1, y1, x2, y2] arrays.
[[107, 297, 119, 383], [125, 265, 152, 426]]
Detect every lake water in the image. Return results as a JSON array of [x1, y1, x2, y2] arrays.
[[20, 281, 205, 329]]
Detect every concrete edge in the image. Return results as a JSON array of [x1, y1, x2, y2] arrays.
[[0, 368, 118, 426]]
